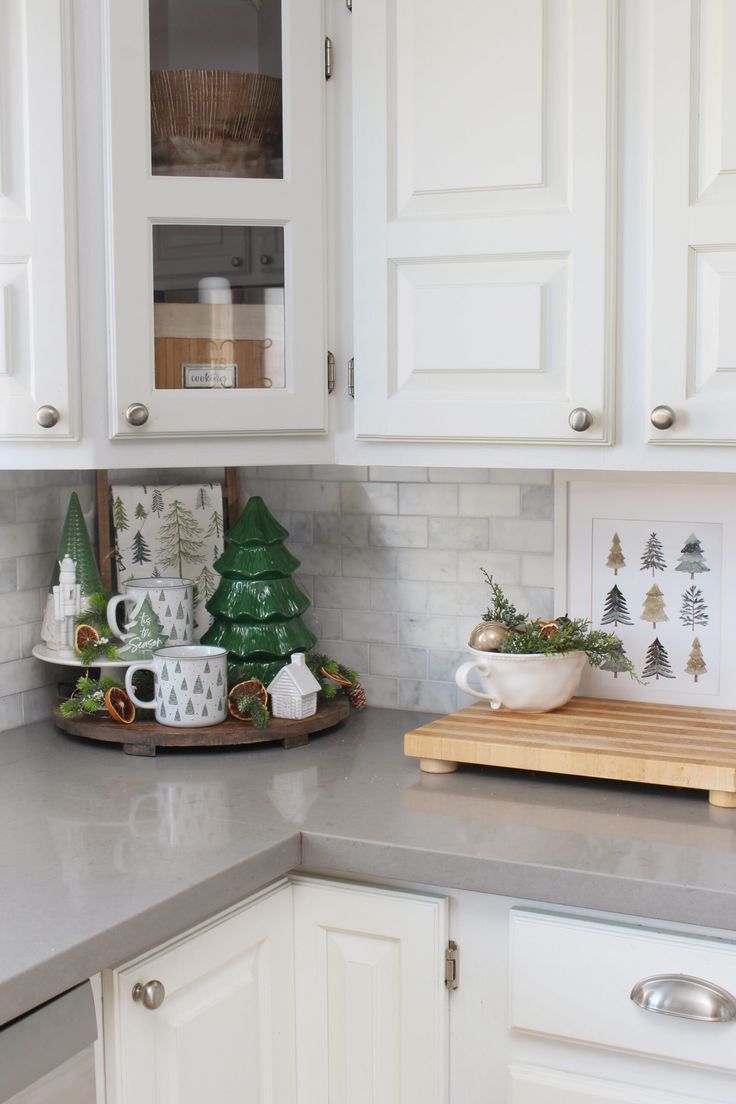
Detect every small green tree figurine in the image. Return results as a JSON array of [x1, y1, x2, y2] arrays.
[[201, 496, 316, 682], [48, 491, 102, 600]]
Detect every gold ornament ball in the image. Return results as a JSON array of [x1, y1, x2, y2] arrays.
[[468, 620, 510, 651]]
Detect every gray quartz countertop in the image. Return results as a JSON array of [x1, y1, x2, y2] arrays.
[[3, 706, 736, 1025]]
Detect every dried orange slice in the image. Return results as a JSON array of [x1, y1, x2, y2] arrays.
[[227, 679, 268, 719], [74, 623, 100, 653], [104, 686, 135, 725]]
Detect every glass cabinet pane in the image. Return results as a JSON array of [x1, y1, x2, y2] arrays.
[[152, 224, 285, 390], [149, 0, 283, 178]]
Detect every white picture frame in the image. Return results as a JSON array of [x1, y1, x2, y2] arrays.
[[555, 472, 736, 708]]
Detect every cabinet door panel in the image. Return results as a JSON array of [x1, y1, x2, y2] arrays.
[[105, 883, 295, 1104], [353, 0, 617, 444], [293, 880, 448, 1104], [0, 0, 78, 440], [648, 0, 736, 444], [103, 0, 327, 439]]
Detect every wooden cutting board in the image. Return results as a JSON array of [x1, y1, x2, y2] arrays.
[[404, 697, 736, 807]]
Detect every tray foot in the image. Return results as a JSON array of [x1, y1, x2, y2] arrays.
[[123, 742, 156, 757], [709, 789, 736, 807], [420, 757, 458, 774], [283, 735, 309, 749]]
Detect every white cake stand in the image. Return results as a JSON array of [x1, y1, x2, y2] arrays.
[[32, 643, 136, 683]]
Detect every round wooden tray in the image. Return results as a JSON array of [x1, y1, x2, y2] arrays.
[[51, 698, 350, 757]]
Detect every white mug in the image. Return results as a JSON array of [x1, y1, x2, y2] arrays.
[[107, 577, 194, 648], [455, 648, 587, 712], [125, 645, 228, 727]]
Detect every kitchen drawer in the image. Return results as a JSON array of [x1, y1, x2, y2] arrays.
[[509, 909, 736, 1072]]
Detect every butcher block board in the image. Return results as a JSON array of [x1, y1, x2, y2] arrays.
[[404, 697, 736, 807]]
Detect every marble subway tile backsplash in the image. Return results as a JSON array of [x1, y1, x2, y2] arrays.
[[0, 471, 95, 732], [241, 466, 555, 713]]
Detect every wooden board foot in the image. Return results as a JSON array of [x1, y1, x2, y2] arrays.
[[283, 735, 309, 749], [123, 742, 156, 757], [419, 758, 459, 774], [709, 789, 736, 808]]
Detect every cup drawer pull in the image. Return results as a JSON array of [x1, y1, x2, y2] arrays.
[[630, 974, 736, 1023]]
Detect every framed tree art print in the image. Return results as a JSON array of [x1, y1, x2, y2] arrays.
[[556, 476, 736, 708]]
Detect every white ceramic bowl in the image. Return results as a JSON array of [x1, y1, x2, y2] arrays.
[[455, 648, 587, 712]]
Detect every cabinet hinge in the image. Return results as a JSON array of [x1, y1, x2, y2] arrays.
[[347, 357, 355, 398], [445, 941, 459, 990], [325, 36, 333, 80], [346, 0, 352, 10], [327, 350, 336, 394]]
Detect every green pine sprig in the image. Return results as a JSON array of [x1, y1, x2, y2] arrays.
[[232, 693, 270, 728], [480, 570, 528, 629], [60, 675, 122, 718]]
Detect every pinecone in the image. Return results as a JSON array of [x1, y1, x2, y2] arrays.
[[347, 682, 366, 711]]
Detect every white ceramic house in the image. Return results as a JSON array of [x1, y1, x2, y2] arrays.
[[267, 653, 322, 720]]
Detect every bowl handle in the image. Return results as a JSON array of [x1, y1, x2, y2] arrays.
[[455, 659, 502, 710]]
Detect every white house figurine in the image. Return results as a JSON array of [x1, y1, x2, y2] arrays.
[[267, 653, 321, 719], [41, 555, 83, 656]]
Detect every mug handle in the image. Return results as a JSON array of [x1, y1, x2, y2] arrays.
[[455, 659, 502, 710], [107, 594, 135, 639], [125, 662, 156, 710]]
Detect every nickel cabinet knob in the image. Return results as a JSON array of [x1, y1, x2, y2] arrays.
[[124, 403, 149, 427], [132, 980, 166, 1010], [631, 974, 736, 1023], [568, 407, 593, 432], [650, 405, 676, 430], [36, 405, 60, 429]]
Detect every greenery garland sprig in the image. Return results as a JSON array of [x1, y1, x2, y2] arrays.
[[74, 590, 120, 665]]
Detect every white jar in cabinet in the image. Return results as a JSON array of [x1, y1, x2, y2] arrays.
[[102, 0, 328, 440]]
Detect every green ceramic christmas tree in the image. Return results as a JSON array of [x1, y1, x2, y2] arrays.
[[48, 492, 102, 599], [201, 496, 316, 682]]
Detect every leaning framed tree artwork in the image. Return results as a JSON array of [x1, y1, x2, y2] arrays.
[[557, 476, 736, 708]]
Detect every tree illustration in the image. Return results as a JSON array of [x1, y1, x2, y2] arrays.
[[131, 529, 152, 566], [196, 487, 212, 511], [151, 488, 165, 515], [600, 585, 633, 627], [684, 637, 707, 683], [640, 532, 666, 576], [675, 533, 710, 579], [606, 532, 626, 575], [134, 502, 147, 521], [158, 499, 205, 577], [600, 642, 630, 679], [48, 492, 103, 599], [193, 564, 219, 609], [201, 495, 317, 683], [152, 565, 161, 578], [640, 584, 668, 627], [679, 585, 708, 630], [206, 510, 223, 540], [642, 637, 675, 680], [113, 496, 129, 532], [118, 595, 166, 660]]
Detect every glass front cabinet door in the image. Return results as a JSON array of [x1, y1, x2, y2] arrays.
[[103, 0, 327, 438]]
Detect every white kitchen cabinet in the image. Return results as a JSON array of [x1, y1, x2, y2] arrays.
[[293, 877, 449, 1104], [350, 0, 618, 446], [102, 0, 328, 441], [647, 0, 736, 447], [0, 0, 79, 442], [103, 876, 449, 1104], [103, 880, 297, 1104]]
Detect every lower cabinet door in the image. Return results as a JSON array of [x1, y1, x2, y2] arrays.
[[293, 878, 449, 1104], [103, 881, 295, 1104]]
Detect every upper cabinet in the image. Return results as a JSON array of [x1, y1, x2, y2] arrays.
[[0, 0, 79, 441], [351, 0, 619, 445], [647, 0, 736, 446], [102, 0, 328, 440]]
